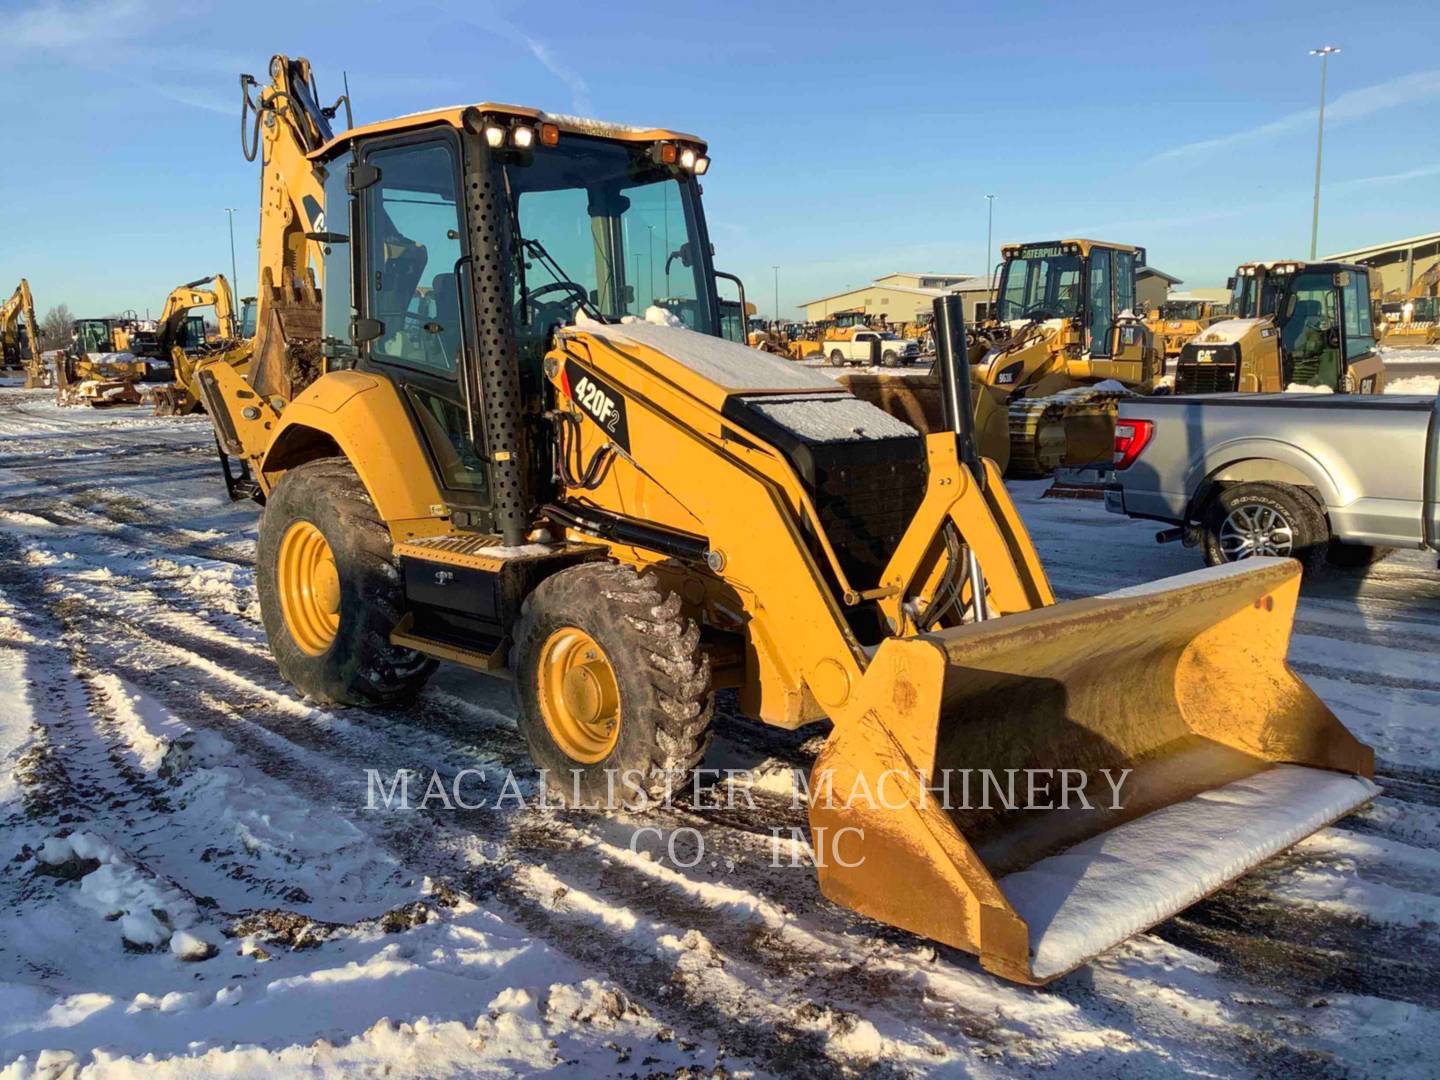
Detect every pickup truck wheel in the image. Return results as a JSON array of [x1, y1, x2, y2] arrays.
[[828, 349, 845, 366], [1201, 482, 1328, 576]]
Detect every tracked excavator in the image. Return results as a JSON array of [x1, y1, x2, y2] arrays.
[[146, 274, 255, 415], [841, 239, 1163, 477], [194, 54, 1376, 985], [2, 279, 42, 383], [1174, 260, 1387, 394]]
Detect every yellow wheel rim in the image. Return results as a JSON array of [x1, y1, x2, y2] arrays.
[[537, 627, 620, 764], [277, 520, 341, 656]]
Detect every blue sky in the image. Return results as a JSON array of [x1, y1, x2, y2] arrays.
[[1, 0, 1437, 320]]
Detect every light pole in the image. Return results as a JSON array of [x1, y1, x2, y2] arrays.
[[224, 208, 240, 290], [1308, 46, 1339, 260], [984, 194, 997, 290], [772, 265, 780, 327]]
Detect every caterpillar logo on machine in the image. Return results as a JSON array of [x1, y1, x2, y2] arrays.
[[561, 359, 631, 451]]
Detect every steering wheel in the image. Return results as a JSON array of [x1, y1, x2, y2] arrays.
[[1022, 307, 1059, 321], [524, 281, 590, 325]]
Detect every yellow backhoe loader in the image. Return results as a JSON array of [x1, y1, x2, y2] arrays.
[[1174, 260, 1387, 394], [2, 279, 42, 384], [194, 54, 1376, 985], [841, 239, 1163, 477], [1144, 295, 1227, 361], [146, 274, 256, 415], [1375, 262, 1439, 348], [54, 316, 152, 406]]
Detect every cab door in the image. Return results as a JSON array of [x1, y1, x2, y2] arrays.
[[351, 132, 492, 522], [1338, 269, 1385, 393]]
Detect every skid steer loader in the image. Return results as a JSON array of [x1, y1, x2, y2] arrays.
[[195, 54, 1376, 985], [145, 274, 255, 416], [841, 239, 1164, 478], [1175, 261, 1387, 395]]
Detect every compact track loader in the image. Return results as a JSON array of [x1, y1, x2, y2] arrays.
[[842, 240, 1163, 477], [145, 274, 255, 416], [1175, 261, 1387, 395], [2, 279, 44, 385], [196, 54, 1376, 985]]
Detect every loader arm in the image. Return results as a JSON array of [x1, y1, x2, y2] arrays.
[[546, 319, 1374, 984]]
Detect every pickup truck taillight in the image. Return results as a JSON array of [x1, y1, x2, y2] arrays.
[[1113, 419, 1154, 470]]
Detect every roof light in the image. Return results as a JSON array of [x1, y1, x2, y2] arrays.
[[679, 147, 697, 170], [650, 142, 677, 165], [539, 123, 560, 146], [693, 155, 709, 175], [511, 125, 535, 148], [483, 124, 506, 148]]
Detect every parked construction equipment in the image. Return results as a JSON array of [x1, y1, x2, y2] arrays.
[[53, 316, 154, 406], [147, 274, 255, 415], [1144, 295, 1228, 361], [1175, 260, 1387, 395], [192, 54, 1376, 985], [2, 279, 41, 383], [842, 239, 1162, 476], [1377, 262, 1440, 347]]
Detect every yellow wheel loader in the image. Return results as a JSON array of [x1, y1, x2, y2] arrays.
[[145, 274, 255, 416], [841, 239, 1163, 478], [2, 279, 43, 385], [1144, 295, 1227, 362], [1175, 261, 1387, 395], [197, 54, 1376, 985]]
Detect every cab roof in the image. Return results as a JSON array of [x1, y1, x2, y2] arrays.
[[1000, 239, 1143, 256], [1235, 259, 1366, 273], [311, 103, 705, 161]]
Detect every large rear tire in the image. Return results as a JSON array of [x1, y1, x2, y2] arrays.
[[1200, 482, 1328, 577], [256, 457, 436, 705], [511, 562, 712, 807]]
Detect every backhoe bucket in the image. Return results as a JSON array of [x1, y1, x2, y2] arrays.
[[810, 557, 1376, 984]]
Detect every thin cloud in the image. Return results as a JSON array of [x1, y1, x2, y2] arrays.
[[1150, 69, 1440, 163], [0, 0, 144, 55], [1335, 161, 1440, 189]]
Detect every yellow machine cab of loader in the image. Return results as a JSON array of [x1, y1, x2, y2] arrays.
[[1174, 260, 1386, 395], [197, 54, 1377, 986]]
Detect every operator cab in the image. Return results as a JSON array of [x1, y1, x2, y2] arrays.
[[307, 105, 726, 535], [1229, 261, 1381, 391]]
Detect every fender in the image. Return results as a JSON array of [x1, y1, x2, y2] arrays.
[[262, 370, 447, 535], [1185, 436, 1349, 518]]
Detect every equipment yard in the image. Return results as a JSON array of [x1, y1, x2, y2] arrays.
[[2, 378, 1437, 1078]]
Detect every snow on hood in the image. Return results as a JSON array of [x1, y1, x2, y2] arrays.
[[1284, 383, 1335, 394], [565, 316, 840, 393]]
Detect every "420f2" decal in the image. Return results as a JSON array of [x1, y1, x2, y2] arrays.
[[562, 359, 631, 452]]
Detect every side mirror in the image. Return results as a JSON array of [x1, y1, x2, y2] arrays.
[[1334, 271, 1351, 288], [1226, 276, 1236, 290]]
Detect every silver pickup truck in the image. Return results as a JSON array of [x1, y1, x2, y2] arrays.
[[1105, 392, 1440, 573]]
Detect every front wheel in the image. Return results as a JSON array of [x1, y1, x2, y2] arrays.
[[1200, 482, 1328, 576], [256, 457, 436, 705], [511, 562, 712, 807]]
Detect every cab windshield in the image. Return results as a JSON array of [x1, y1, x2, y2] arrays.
[[1160, 300, 1206, 320], [73, 320, 112, 353], [503, 135, 717, 345], [997, 252, 1083, 321]]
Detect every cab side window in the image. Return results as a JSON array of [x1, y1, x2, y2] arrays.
[[1087, 248, 1113, 357], [1342, 272, 1375, 361], [365, 141, 464, 375]]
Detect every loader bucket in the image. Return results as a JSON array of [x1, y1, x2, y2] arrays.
[[809, 557, 1376, 984]]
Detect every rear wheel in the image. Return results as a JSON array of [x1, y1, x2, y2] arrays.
[[257, 457, 436, 705], [512, 562, 712, 807], [881, 350, 899, 367], [829, 349, 846, 366], [1201, 482, 1328, 576]]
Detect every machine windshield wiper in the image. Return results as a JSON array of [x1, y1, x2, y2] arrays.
[[518, 237, 605, 323]]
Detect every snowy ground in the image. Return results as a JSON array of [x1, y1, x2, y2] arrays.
[[1, 386, 1438, 1078]]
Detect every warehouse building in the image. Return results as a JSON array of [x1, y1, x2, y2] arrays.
[[1326, 231, 1440, 296]]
